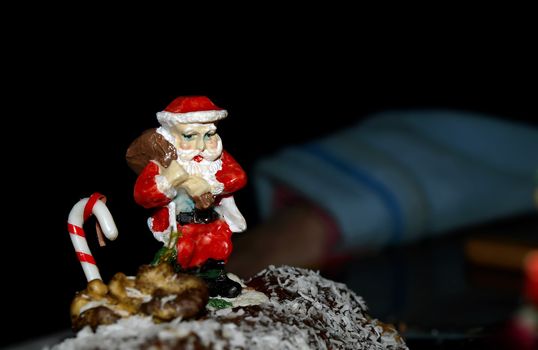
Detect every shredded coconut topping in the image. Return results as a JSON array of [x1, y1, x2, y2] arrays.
[[50, 266, 407, 349]]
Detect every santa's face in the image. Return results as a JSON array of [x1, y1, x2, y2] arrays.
[[171, 123, 223, 162]]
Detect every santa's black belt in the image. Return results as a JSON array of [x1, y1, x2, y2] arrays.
[[177, 209, 219, 225]]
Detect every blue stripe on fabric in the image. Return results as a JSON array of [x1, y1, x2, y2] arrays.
[[303, 143, 404, 243]]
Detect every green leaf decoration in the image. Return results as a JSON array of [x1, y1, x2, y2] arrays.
[[207, 298, 233, 309], [151, 230, 180, 265]]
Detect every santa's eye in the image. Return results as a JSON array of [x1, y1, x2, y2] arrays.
[[204, 132, 216, 139], [182, 134, 196, 140]]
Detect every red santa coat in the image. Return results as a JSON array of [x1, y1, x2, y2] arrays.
[[134, 151, 247, 268]]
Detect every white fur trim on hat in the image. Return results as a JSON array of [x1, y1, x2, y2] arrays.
[[156, 110, 228, 126]]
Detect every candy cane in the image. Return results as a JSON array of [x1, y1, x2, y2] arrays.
[[67, 193, 118, 282]]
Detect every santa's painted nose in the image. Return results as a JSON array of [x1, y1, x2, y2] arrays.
[[195, 138, 206, 151]]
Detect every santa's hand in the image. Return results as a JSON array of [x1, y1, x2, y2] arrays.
[[181, 176, 212, 198], [193, 192, 215, 210], [160, 160, 188, 188]]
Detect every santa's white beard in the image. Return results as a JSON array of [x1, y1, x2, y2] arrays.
[[176, 145, 224, 195]]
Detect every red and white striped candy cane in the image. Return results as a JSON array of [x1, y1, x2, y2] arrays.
[[67, 193, 118, 282]]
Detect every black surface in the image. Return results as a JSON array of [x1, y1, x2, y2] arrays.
[[323, 214, 538, 348]]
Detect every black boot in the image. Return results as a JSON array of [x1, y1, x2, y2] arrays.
[[206, 272, 242, 298], [199, 259, 242, 298], [200, 258, 225, 272]]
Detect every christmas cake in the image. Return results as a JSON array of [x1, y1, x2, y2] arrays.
[[52, 265, 407, 349], [57, 96, 408, 349]]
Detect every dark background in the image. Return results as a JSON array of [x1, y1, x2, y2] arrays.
[[2, 23, 537, 347]]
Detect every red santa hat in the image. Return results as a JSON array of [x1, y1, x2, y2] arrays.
[[156, 96, 228, 126]]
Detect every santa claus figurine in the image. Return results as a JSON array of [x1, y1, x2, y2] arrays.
[[126, 96, 247, 297]]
